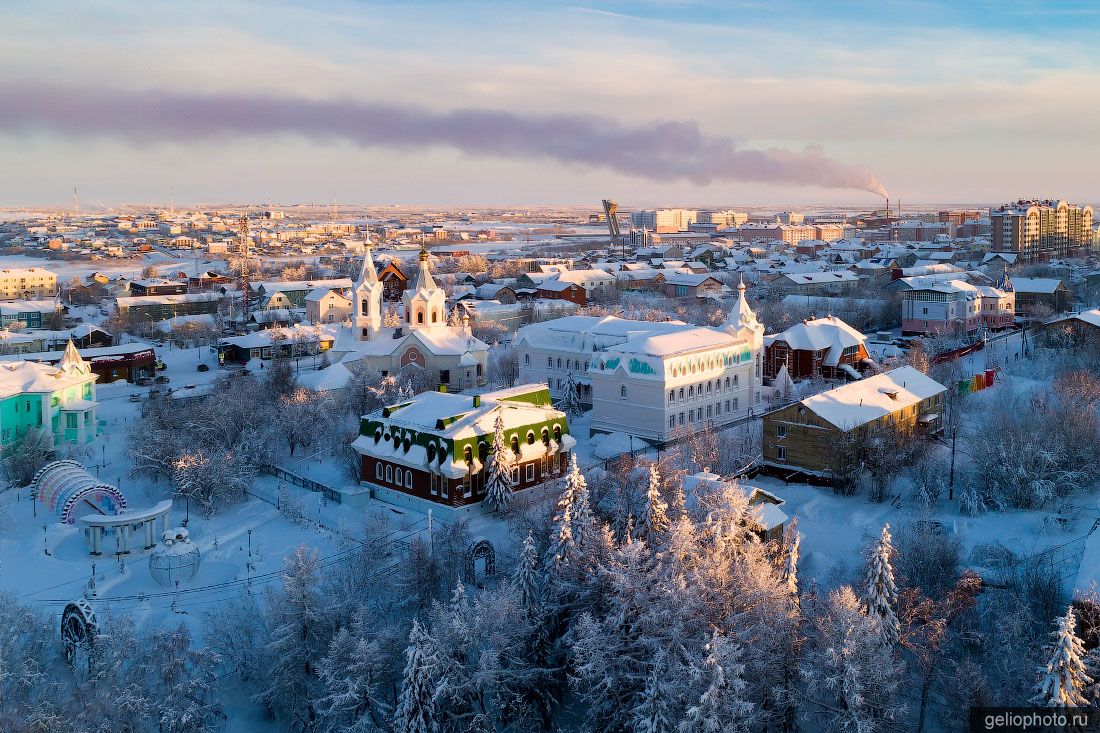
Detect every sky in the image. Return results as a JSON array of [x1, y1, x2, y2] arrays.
[[2, 0, 1099, 209]]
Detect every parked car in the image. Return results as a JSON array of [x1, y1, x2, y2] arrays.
[[136, 377, 154, 386], [197, 363, 210, 372], [149, 388, 162, 399], [128, 394, 142, 402], [154, 375, 170, 384]]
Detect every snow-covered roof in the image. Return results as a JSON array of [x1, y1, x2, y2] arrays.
[[0, 358, 94, 398], [780, 271, 859, 285], [1010, 277, 1064, 294], [766, 316, 866, 366], [797, 366, 946, 431]]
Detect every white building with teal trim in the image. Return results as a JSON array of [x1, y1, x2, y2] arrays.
[[0, 340, 98, 447], [516, 279, 764, 443]]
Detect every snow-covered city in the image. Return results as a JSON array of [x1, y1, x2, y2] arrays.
[[2, 2, 1100, 732]]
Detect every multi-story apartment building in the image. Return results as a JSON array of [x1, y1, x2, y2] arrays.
[[900, 278, 1014, 335], [630, 209, 698, 233], [0, 268, 57, 300], [990, 199, 1093, 262], [0, 341, 98, 447], [515, 281, 764, 444], [700, 210, 748, 228]]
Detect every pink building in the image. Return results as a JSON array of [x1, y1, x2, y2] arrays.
[[901, 278, 1013, 336]]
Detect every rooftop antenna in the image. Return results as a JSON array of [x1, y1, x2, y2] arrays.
[[72, 187, 79, 216], [169, 186, 175, 215], [331, 194, 337, 223]]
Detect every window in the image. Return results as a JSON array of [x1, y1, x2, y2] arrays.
[[777, 446, 787, 460], [431, 472, 439, 495], [584, 362, 589, 370], [689, 409, 694, 422], [670, 416, 676, 429], [733, 375, 739, 386], [706, 382, 712, 394], [620, 385, 627, 399], [525, 464, 535, 482], [548, 356, 553, 367], [385, 465, 392, 483], [526, 431, 535, 445], [524, 354, 530, 365], [376, 463, 383, 479], [440, 369, 450, 384], [724, 376, 730, 390], [732, 398, 739, 411], [432, 311, 438, 323], [427, 443, 436, 463], [777, 425, 787, 437], [557, 358, 562, 369], [679, 412, 685, 425], [715, 402, 721, 415], [511, 467, 520, 484], [464, 445, 473, 466], [706, 405, 712, 419], [669, 390, 675, 403], [689, 386, 694, 398], [679, 387, 685, 399], [511, 435, 520, 454], [417, 310, 424, 324], [541, 428, 549, 445]]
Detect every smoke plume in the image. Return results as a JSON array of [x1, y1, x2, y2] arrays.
[[0, 83, 887, 196]]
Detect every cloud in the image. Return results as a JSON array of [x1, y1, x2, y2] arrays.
[[0, 83, 888, 197]]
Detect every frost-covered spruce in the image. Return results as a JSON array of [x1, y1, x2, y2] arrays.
[[863, 523, 900, 644], [636, 463, 670, 545], [558, 372, 583, 418], [1032, 607, 1092, 708], [513, 531, 541, 612], [680, 631, 754, 733], [549, 453, 591, 569], [483, 414, 515, 512], [393, 619, 443, 733], [782, 529, 800, 605]]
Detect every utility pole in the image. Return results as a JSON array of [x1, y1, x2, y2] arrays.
[[948, 425, 957, 501]]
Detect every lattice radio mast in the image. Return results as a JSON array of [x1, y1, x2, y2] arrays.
[[238, 214, 251, 318]]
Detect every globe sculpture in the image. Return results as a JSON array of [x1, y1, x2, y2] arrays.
[[148, 527, 201, 586]]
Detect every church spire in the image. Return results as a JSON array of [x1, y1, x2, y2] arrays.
[[414, 248, 436, 292], [727, 273, 759, 332], [357, 244, 379, 287], [59, 339, 89, 375]]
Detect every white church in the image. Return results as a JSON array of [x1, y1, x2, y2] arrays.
[[515, 279, 765, 444], [306, 248, 489, 392]]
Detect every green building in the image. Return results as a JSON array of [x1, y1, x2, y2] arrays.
[[351, 384, 574, 511], [0, 341, 98, 446]]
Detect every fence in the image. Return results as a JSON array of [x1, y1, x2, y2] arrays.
[[260, 464, 342, 504]]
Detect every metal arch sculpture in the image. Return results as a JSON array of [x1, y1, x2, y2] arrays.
[[33, 460, 127, 524], [463, 538, 496, 582], [60, 599, 98, 670]]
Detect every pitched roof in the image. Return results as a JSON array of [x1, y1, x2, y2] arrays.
[[799, 366, 945, 431]]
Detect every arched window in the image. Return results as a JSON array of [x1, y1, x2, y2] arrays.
[[679, 387, 685, 399], [385, 465, 393, 483], [405, 470, 413, 487], [541, 427, 549, 445], [553, 425, 561, 442], [584, 362, 589, 370], [524, 354, 530, 365], [361, 299, 368, 311], [548, 356, 552, 367], [427, 443, 437, 463], [464, 445, 473, 466], [479, 442, 488, 462], [706, 381, 712, 394], [689, 385, 694, 398], [724, 376, 730, 390], [417, 310, 424, 324], [669, 390, 675, 403], [733, 374, 739, 386], [431, 311, 438, 323], [511, 435, 520, 455], [526, 430, 535, 445], [375, 463, 383, 479], [620, 385, 627, 399], [557, 358, 562, 369]]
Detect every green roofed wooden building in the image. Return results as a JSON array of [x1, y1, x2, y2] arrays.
[[351, 383, 575, 512]]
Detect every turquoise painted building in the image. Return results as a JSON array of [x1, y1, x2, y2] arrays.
[[0, 341, 98, 447]]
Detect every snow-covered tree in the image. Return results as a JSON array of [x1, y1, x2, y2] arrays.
[[549, 453, 592, 570], [513, 531, 541, 612], [773, 363, 795, 404], [802, 586, 904, 733], [384, 306, 401, 328], [315, 612, 391, 732], [1032, 607, 1092, 708], [632, 653, 675, 733], [636, 463, 670, 546], [0, 427, 54, 487], [143, 623, 224, 733], [483, 414, 514, 512], [557, 373, 584, 417], [256, 545, 329, 728], [863, 523, 900, 644], [782, 525, 800, 607], [680, 631, 754, 733], [393, 619, 444, 733]]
